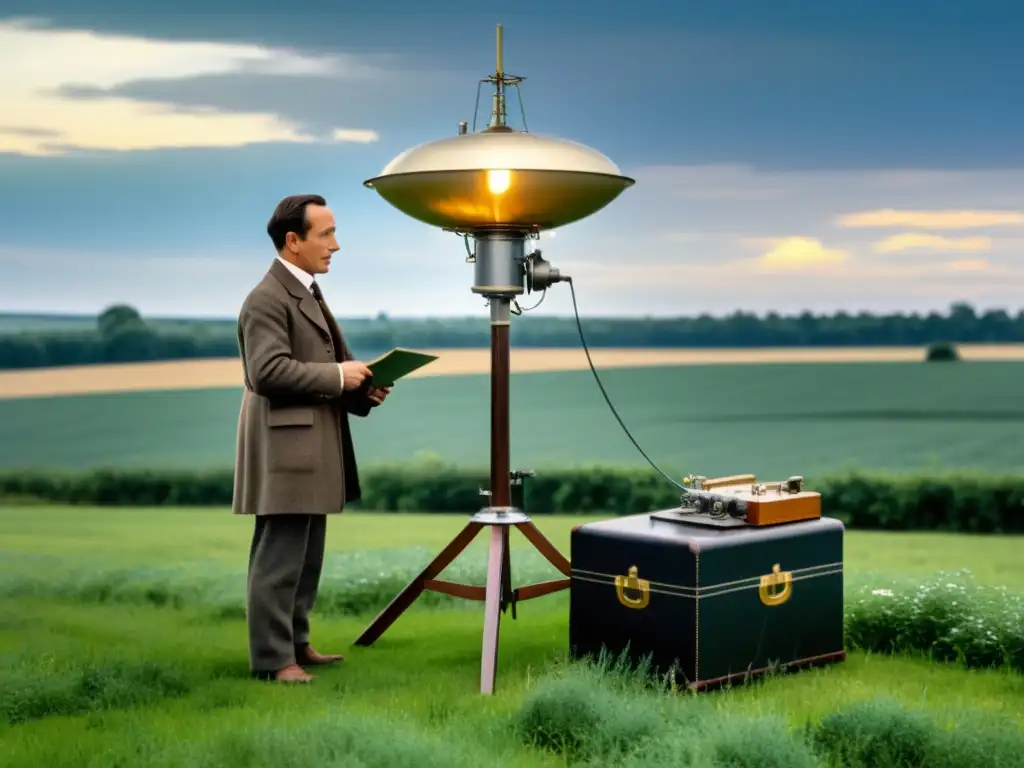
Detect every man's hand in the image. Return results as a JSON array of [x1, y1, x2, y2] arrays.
[[341, 361, 373, 391], [367, 386, 391, 405]]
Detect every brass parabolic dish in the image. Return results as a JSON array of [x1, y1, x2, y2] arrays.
[[364, 129, 635, 232]]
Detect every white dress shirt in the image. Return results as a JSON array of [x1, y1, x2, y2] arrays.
[[276, 256, 346, 389]]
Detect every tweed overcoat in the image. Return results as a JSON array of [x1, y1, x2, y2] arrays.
[[231, 258, 373, 516]]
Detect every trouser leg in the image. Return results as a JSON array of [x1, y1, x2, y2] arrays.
[[246, 514, 312, 673], [293, 515, 327, 647]]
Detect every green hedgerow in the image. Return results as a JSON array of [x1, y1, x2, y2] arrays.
[[3, 465, 1024, 533]]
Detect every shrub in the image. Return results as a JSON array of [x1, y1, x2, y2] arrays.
[[512, 666, 661, 761], [698, 715, 821, 768], [809, 697, 1024, 768], [810, 698, 936, 767], [2, 465, 1023, 533], [845, 568, 1024, 672], [622, 713, 821, 768], [925, 709, 1024, 768], [925, 341, 960, 361]]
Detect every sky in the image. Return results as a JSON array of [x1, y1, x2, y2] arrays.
[[0, 0, 1021, 319]]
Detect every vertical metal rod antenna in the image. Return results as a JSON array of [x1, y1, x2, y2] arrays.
[[491, 23, 506, 128], [496, 23, 503, 75]]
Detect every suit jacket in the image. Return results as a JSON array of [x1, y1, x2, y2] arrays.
[[231, 258, 374, 516]]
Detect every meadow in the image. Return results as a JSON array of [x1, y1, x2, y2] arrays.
[[3, 360, 1024, 478], [3, 352, 1023, 766], [1, 507, 1023, 768]]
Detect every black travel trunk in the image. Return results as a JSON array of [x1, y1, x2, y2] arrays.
[[569, 512, 845, 690]]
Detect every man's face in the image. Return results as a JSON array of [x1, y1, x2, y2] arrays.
[[286, 204, 339, 274]]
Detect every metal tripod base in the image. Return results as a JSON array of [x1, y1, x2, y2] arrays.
[[351, 506, 571, 695], [470, 507, 530, 525]]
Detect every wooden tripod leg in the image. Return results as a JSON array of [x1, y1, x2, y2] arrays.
[[354, 521, 483, 646], [480, 525, 508, 695], [515, 521, 571, 576]]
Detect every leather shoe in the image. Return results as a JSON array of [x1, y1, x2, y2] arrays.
[[297, 644, 344, 666], [253, 663, 313, 683]]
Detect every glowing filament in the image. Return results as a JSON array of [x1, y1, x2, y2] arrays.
[[486, 169, 511, 195]]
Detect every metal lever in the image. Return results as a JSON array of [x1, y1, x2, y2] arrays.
[[510, 469, 535, 512]]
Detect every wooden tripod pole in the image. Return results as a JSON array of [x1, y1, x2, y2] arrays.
[[490, 299, 511, 507], [480, 298, 512, 693]]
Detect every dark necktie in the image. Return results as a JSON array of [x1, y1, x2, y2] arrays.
[[310, 281, 343, 362]]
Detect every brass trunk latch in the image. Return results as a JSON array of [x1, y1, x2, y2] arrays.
[[615, 565, 650, 609], [758, 563, 793, 607]]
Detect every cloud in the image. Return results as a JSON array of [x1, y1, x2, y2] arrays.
[[948, 259, 990, 272], [837, 208, 1024, 229], [0, 17, 381, 155], [758, 237, 847, 269], [526, 164, 1024, 315], [873, 233, 993, 254], [329, 128, 379, 144]]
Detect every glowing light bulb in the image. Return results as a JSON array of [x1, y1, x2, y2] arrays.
[[486, 169, 511, 195]]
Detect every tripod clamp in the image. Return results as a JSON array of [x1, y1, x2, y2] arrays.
[[472, 469, 538, 619]]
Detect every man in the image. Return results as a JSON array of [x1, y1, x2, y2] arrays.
[[233, 194, 391, 683]]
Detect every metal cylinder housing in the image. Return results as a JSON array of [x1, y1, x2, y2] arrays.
[[472, 230, 526, 296]]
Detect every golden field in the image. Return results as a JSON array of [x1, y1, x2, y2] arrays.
[[1, 344, 1024, 400]]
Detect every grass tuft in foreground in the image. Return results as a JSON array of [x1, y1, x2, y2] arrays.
[[807, 697, 1024, 768], [0, 655, 192, 726], [511, 658, 1024, 768], [513, 654, 664, 762], [110, 711, 509, 768]]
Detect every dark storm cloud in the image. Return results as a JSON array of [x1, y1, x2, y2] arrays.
[[54, 66, 469, 140]]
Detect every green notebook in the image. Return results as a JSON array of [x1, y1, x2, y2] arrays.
[[366, 347, 439, 387]]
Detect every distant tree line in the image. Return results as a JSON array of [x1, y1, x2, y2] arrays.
[[0, 301, 1021, 370]]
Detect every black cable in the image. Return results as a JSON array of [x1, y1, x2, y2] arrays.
[[565, 277, 689, 493]]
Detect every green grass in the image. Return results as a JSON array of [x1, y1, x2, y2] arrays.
[[1, 506, 1023, 767], [3, 361, 1024, 478], [3, 600, 1022, 767]]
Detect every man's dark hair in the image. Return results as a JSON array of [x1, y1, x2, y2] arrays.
[[266, 194, 327, 251]]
